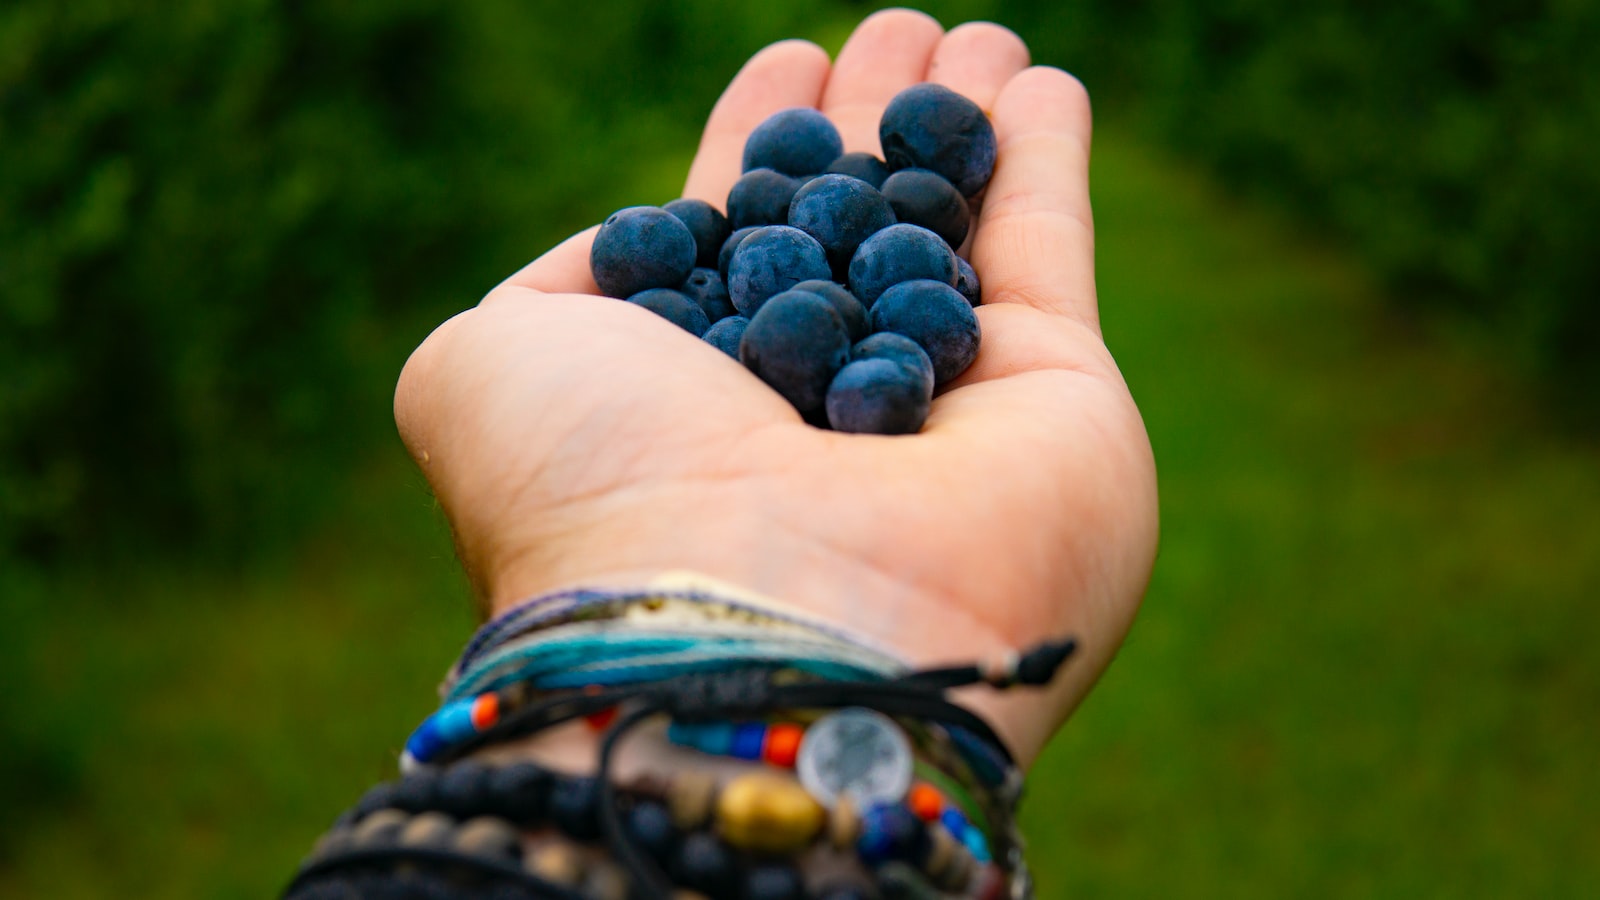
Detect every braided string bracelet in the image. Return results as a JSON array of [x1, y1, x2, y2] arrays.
[[285, 585, 1077, 900]]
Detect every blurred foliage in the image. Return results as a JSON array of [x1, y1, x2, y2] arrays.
[[4, 0, 1594, 565], [0, 0, 852, 562], [999, 0, 1600, 418]]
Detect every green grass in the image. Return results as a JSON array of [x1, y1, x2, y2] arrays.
[[3, 128, 1596, 897]]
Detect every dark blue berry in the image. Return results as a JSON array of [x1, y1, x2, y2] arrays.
[[727, 168, 803, 228], [880, 168, 970, 250], [847, 223, 958, 308], [680, 267, 736, 322], [727, 225, 831, 317], [627, 288, 713, 336], [869, 279, 981, 385], [827, 151, 891, 188], [852, 332, 935, 391], [879, 83, 997, 197], [673, 832, 740, 899], [742, 108, 844, 176], [703, 315, 749, 359], [788, 174, 898, 276], [826, 358, 933, 435], [664, 198, 732, 269], [485, 763, 551, 826], [548, 775, 602, 841], [718, 225, 760, 282], [740, 289, 851, 414], [793, 279, 869, 342], [589, 206, 697, 298], [954, 255, 981, 306]]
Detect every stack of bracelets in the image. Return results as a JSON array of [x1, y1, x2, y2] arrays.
[[283, 585, 1078, 900]]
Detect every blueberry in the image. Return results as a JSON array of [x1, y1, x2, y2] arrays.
[[740, 290, 851, 414], [664, 198, 732, 269], [718, 225, 760, 282], [727, 168, 803, 228], [788, 174, 898, 276], [870, 279, 981, 385], [847, 223, 957, 308], [702, 315, 749, 359], [825, 358, 933, 435], [627, 287, 713, 336], [879, 83, 997, 197], [792, 279, 869, 342], [954, 255, 981, 306], [742, 108, 844, 177], [880, 168, 969, 250], [680, 267, 736, 322], [826, 151, 891, 189], [589, 206, 697, 298], [851, 332, 935, 394], [726, 225, 831, 317]]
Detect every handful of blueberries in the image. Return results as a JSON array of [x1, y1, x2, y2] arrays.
[[589, 83, 995, 435]]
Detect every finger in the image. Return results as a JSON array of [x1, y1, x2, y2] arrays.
[[970, 66, 1099, 330], [495, 226, 600, 296], [820, 8, 945, 155], [925, 22, 1030, 112], [682, 40, 831, 207]]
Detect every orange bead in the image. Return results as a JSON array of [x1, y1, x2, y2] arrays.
[[762, 723, 804, 767], [470, 693, 500, 730], [908, 782, 944, 821]]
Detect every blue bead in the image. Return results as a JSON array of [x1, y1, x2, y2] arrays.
[[857, 803, 924, 866], [403, 718, 449, 763], [731, 722, 766, 760], [963, 826, 991, 863], [669, 721, 738, 756], [435, 699, 477, 740], [939, 807, 968, 839]]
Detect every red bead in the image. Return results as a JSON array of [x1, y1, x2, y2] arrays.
[[585, 705, 619, 731], [908, 782, 944, 821], [762, 723, 804, 767], [470, 693, 500, 731]]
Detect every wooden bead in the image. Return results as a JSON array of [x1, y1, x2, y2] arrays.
[[922, 823, 957, 881], [829, 795, 860, 850], [350, 809, 408, 847], [454, 815, 521, 861], [398, 811, 455, 848], [668, 770, 718, 831], [311, 827, 354, 859], [582, 860, 631, 900], [526, 840, 585, 887], [714, 773, 825, 854]]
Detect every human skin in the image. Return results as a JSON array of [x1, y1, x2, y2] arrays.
[[393, 10, 1159, 769]]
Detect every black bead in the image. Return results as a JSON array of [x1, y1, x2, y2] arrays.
[[549, 774, 603, 842], [390, 771, 439, 813], [625, 799, 677, 865], [435, 761, 494, 818], [673, 832, 740, 900], [351, 781, 401, 819], [744, 864, 806, 900], [486, 762, 552, 826]]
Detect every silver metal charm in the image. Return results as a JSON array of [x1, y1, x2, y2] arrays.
[[796, 707, 914, 808]]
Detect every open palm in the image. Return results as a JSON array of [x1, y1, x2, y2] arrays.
[[394, 11, 1157, 766]]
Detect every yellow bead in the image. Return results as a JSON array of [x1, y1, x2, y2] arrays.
[[714, 773, 825, 854], [525, 840, 585, 886]]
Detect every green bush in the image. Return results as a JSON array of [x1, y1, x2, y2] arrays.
[[0, 0, 846, 560], [1003, 0, 1600, 417]]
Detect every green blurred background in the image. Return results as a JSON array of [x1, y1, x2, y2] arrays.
[[2, 1, 1596, 896]]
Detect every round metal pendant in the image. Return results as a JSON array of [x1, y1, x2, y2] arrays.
[[795, 707, 913, 808]]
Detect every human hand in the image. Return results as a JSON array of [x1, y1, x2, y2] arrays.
[[393, 10, 1158, 767]]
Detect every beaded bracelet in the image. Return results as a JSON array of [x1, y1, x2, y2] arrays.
[[286, 585, 1076, 899]]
